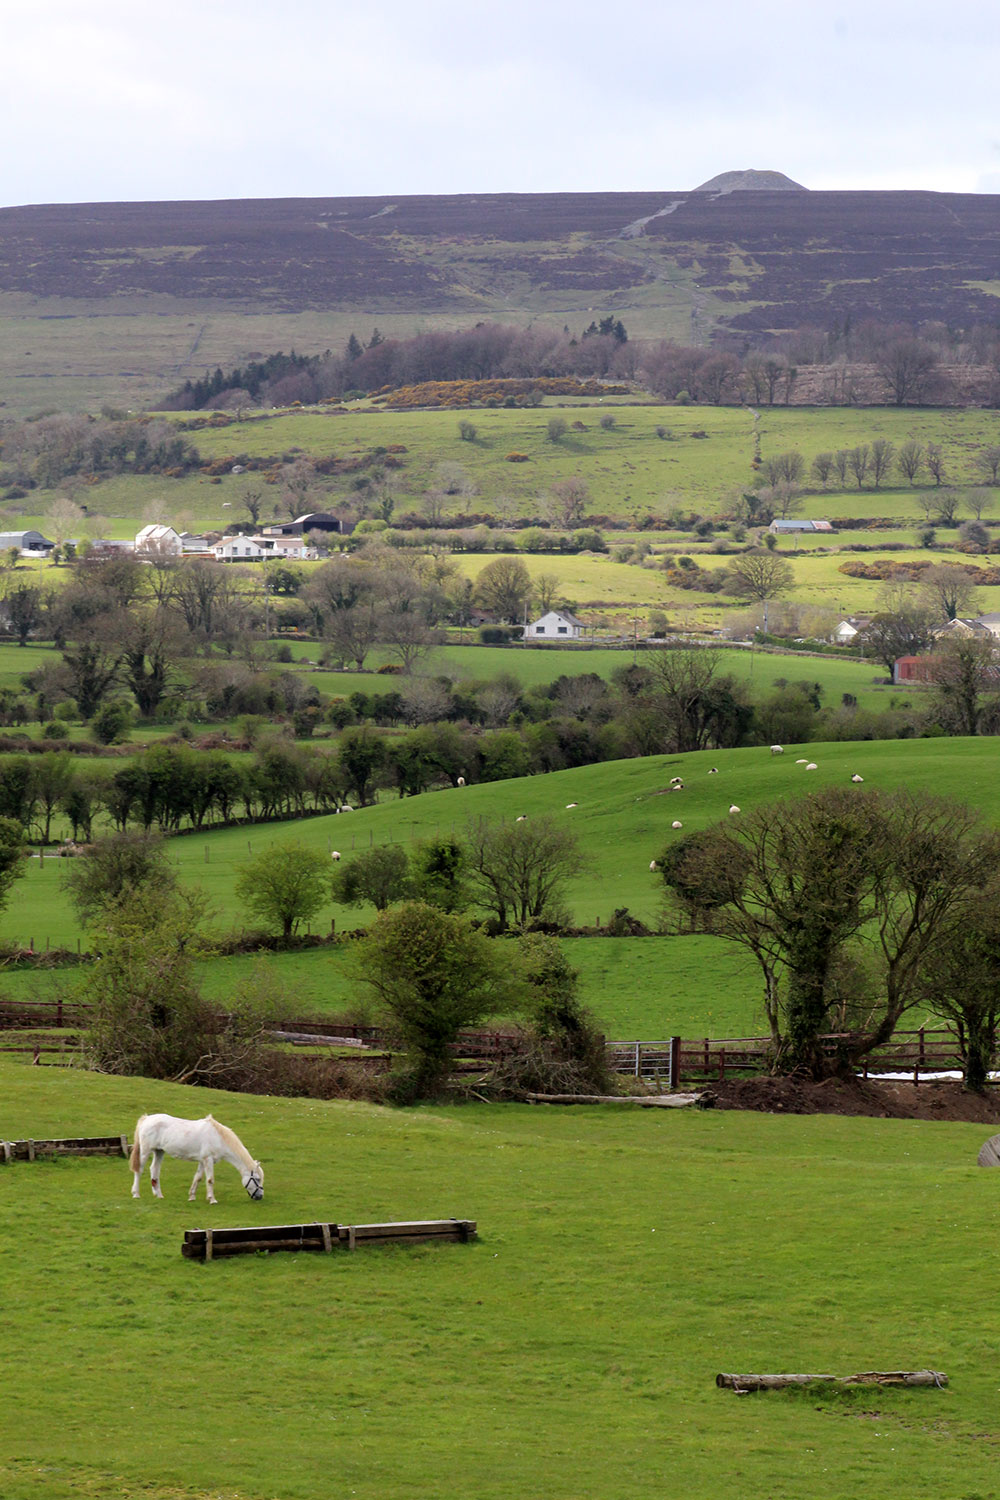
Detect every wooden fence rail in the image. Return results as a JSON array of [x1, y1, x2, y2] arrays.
[[606, 1029, 966, 1086], [182, 1218, 477, 1261]]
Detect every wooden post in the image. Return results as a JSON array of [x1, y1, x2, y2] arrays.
[[669, 1036, 680, 1090], [204, 1228, 214, 1262]]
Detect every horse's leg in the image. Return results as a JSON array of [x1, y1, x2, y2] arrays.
[[205, 1157, 217, 1205], [149, 1148, 165, 1199], [131, 1147, 147, 1199], [189, 1161, 204, 1202]]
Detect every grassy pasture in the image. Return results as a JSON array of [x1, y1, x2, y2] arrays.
[[5, 740, 1000, 1045], [2, 1060, 999, 1500]]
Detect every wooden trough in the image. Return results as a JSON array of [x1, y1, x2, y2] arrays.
[[182, 1218, 477, 1262], [1, 1134, 129, 1162]]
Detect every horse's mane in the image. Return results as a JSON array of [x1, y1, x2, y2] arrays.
[[210, 1117, 255, 1169]]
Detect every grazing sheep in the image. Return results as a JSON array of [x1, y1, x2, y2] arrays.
[[565, 802, 577, 809], [456, 776, 466, 786], [708, 767, 719, 774], [338, 805, 353, 813], [729, 804, 741, 814], [806, 762, 818, 771], [851, 774, 864, 783], [770, 745, 784, 755], [672, 820, 683, 829], [515, 815, 527, 822], [795, 758, 809, 764], [331, 851, 341, 861], [649, 860, 658, 871]]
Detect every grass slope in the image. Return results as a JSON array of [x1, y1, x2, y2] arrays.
[[2, 1060, 999, 1500], [6, 738, 1000, 1042]]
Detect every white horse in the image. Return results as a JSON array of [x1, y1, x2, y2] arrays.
[[129, 1113, 263, 1204]]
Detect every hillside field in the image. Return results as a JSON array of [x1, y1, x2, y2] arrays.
[[5, 738, 1000, 1042], [2, 1060, 999, 1500]]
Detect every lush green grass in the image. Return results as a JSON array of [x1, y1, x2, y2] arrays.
[[0, 933, 767, 1041], [2, 1059, 999, 1500], [6, 739, 1000, 1047]]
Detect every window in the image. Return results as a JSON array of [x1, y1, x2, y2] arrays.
[[536, 626, 546, 634], [557, 626, 568, 634]]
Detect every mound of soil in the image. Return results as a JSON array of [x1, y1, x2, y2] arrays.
[[699, 1075, 1000, 1124]]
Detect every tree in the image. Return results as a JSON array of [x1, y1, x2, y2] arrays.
[[331, 844, 410, 912], [869, 438, 895, 489], [930, 636, 999, 736], [873, 337, 938, 405], [465, 816, 582, 932], [546, 416, 568, 443], [728, 550, 794, 604], [762, 451, 804, 486], [2, 583, 48, 647], [356, 900, 519, 1096], [0, 816, 26, 915], [549, 477, 590, 528], [81, 885, 215, 1081], [235, 841, 330, 941], [860, 606, 935, 675], [895, 440, 924, 484], [656, 788, 1000, 1078], [925, 442, 946, 486], [241, 484, 265, 528], [623, 649, 751, 755], [919, 563, 979, 623], [846, 444, 871, 488], [921, 880, 1000, 1090], [64, 831, 177, 925], [475, 556, 533, 624], [810, 452, 834, 487], [336, 726, 386, 807]]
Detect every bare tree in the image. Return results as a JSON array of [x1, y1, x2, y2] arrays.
[[873, 337, 938, 405], [475, 557, 533, 624], [920, 563, 980, 622], [925, 442, 946, 487], [974, 446, 1000, 485], [895, 440, 924, 484], [847, 445, 871, 489], [549, 477, 590, 528], [967, 488, 994, 522], [869, 438, 896, 489], [534, 573, 561, 615], [810, 452, 834, 487], [465, 817, 583, 932], [728, 550, 795, 604], [930, 635, 999, 735]]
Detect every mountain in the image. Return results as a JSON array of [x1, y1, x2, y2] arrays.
[[2, 186, 1000, 412]]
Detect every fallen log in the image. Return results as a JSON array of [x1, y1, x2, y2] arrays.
[[716, 1370, 947, 1392], [526, 1092, 702, 1107]]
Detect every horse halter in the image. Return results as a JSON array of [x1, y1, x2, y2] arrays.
[[245, 1167, 264, 1200]]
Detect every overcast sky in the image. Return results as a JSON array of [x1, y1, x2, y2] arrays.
[[5, 0, 1000, 207]]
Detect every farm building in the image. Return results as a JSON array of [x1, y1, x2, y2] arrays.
[[262, 511, 350, 537], [768, 518, 835, 535], [524, 609, 585, 640], [0, 530, 55, 557]]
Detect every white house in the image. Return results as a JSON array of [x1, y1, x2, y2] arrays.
[[524, 609, 585, 640], [212, 535, 267, 562], [253, 534, 311, 559], [832, 615, 872, 645], [135, 524, 183, 556]]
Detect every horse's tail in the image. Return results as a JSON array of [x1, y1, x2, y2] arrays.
[[129, 1116, 146, 1172]]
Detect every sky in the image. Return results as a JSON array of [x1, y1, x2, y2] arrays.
[[5, 0, 1000, 207]]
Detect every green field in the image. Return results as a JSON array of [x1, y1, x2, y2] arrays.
[[5, 739, 1000, 1045], [2, 1060, 999, 1500]]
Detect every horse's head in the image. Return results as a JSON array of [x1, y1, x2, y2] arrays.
[[242, 1161, 264, 1200]]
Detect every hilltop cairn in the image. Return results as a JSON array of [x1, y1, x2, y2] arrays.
[[693, 169, 807, 193]]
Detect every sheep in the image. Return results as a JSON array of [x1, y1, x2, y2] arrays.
[[649, 860, 658, 871], [851, 773, 864, 783], [565, 802, 577, 809], [515, 815, 527, 822], [338, 805, 353, 813], [672, 820, 683, 830], [456, 776, 466, 786], [708, 767, 719, 774], [331, 851, 341, 861], [770, 745, 784, 755], [729, 804, 741, 814], [806, 763, 818, 771], [795, 758, 809, 764]]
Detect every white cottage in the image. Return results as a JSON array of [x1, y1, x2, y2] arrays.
[[212, 535, 267, 562], [135, 524, 183, 556], [524, 609, 585, 640]]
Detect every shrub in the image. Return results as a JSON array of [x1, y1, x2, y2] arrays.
[[43, 720, 69, 739]]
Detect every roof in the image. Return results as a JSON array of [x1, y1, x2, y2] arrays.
[[0, 530, 53, 548]]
